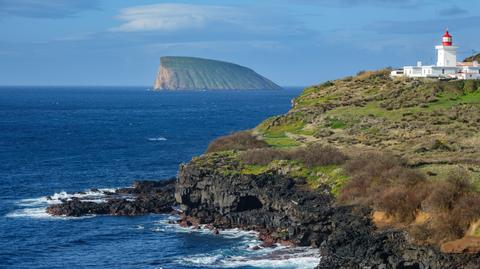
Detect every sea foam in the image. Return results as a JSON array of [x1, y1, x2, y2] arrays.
[[156, 217, 320, 269], [148, 137, 167, 141], [6, 188, 118, 219]]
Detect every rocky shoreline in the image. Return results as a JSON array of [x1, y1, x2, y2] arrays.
[[47, 164, 480, 268], [47, 179, 176, 217]]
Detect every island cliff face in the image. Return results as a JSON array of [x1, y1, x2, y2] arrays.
[[153, 56, 282, 90]]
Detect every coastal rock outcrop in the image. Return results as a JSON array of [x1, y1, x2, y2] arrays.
[[47, 179, 176, 217], [153, 56, 282, 90], [175, 156, 480, 269], [175, 158, 335, 246]]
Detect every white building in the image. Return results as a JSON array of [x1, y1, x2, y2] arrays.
[[391, 31, 480, 80]]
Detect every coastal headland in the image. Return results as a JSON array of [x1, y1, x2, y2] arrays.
[[48, 68, 480, 268]]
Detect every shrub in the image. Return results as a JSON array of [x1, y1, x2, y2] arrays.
[[375, 184, 428, 223], [290, 144, 347, 168], [339, 152, 428, 222], [240, 148, 287, 165], [425, 172, 480, 242], [206, 131, 268, 153], [239, 144, 347, 168], [424, 171, 472, 212], [462, 80, 479, 93], [339, 152, 480, 245], [340, 152, 406, 203]]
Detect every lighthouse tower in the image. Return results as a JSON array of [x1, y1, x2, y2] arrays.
[[436, 30, 458, 67]]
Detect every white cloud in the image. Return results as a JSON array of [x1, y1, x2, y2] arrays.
[[110, 3, 244, 32]]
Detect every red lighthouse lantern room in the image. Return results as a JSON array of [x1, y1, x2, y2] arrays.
[[442, 30, 452, 46]]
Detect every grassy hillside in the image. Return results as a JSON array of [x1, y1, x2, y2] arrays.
[[464, 53, 480, 62], [198, 69, 480, 248], [256, 69, 480, 183]]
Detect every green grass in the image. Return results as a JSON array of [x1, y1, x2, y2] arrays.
[[263, 135, 300, 148], [241, 164, 270, 175], [324, 88, 480, 125], [326, 102, 404, 121], [307, 165, 349, 196], [261, 120, 305, 136], [281, 163, 350, 196], [326, 117, 348, 129], [417, 164, 480, 193], [256, 116, 305, 148]]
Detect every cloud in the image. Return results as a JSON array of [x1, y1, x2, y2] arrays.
[[111, 3, 244, 32], [110, 3, 307, 37], [0, 0, 99, 18], [437, 6, 468, 16]]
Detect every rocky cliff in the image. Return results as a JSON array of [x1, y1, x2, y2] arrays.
[[153, 56, 282, 90], [47, 66, 480, 268], [173, 69, 480, 268], [175, 152, 480, 269]]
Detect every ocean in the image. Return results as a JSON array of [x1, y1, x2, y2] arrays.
[[0, 86, 321, 269]]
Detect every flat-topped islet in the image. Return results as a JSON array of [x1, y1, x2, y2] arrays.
[[153, 56, 282, 90]]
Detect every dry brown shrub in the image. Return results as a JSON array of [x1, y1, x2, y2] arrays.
[[375, 184, 429, 223], [206, 131, 268, 153], [339, 152, 428, 223], [290, 144, 347, 168], [425, 172, 480, 242], [239, 144, 347, 167], [339, 152, 480, 245], [424, 171, 472, 211], [340, 152, 411, 203], [239, 148, 287, 165]]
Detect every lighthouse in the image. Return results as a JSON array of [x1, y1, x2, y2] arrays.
[[392, 30, 480, 80], [435, 30, 457, 67]]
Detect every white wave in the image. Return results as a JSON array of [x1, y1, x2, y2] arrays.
[[5, 207, 95, 220], [148, 137, 167, 141], [179, 247, 321, 269], [158, 218, 320, 269], [6, 187, 119, 219], [5, 207, 52, 219], [225, 248, 321, 269], [156, 218, 258, 240], [181, 254, 222, 265]]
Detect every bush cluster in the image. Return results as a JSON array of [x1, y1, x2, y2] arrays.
[[339, 152, 427, 222], [240, 143, 347, 168], [205, 131, 268, 153], [425, 172, 480, 242], [339, 152, 480, 243]]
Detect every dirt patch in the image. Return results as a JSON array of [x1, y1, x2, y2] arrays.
[[441, 236, 480, 253]]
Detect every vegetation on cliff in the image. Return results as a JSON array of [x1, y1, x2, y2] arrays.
[[200, 69, 480, 249], [464, 53, 480, 62], [153, 56, 282, 90]]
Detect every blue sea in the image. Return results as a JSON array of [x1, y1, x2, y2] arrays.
[[0, 87, 320, 269]]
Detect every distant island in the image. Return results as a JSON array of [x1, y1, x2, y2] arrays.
[[153, 56, 282, 90]]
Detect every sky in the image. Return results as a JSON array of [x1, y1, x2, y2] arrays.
[[0, 0, 479, 87]]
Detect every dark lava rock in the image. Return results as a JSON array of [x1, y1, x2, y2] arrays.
[[316, 206, 480, 269], [46, 179, 176, 217], [175, 162, 333, 247], [175, 161, 480, 269]]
